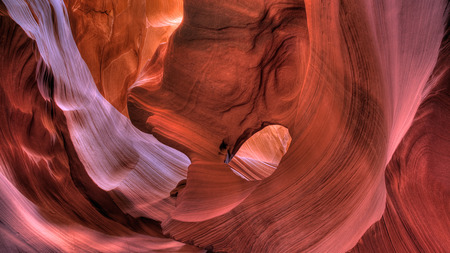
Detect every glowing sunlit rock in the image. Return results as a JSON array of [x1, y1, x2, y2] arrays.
[[0, 0, 448, 252]]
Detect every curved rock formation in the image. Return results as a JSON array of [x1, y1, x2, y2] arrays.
[[351, 26, 450, 253], [0, 11, 199, 252], [0, 0, 448, 252]]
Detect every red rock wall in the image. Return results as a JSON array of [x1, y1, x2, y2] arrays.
[[0, 0, 448, 252]]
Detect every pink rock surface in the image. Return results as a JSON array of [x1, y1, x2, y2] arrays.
[[351, 29, 450, 253], [0, 0, 448, 252], [0, 11, 200, 252]]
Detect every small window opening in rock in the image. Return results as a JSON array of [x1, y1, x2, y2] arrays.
[[229, 125, 291, 181]]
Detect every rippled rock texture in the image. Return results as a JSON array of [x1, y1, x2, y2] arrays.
[[0, 0, 448, 252]]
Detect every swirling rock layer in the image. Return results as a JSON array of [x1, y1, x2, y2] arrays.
[[0, 8, 198, 253], [351, 29, 450, 253], [0, 0, 448, 252]]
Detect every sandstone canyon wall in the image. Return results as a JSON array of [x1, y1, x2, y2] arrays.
[[0, 0, 448, 252]]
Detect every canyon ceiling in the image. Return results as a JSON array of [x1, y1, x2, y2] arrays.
[[0, 0, 449, 252]]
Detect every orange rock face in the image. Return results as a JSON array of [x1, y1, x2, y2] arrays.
[[0, 0, 448, 252]]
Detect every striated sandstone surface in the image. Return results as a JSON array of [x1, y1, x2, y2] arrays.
[[0, 0, 448, 252]]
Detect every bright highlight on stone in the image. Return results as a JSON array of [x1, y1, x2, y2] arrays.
[[0, 0, 448, 252]]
